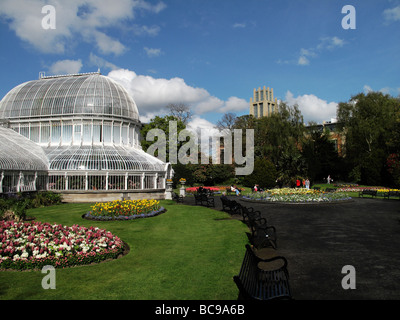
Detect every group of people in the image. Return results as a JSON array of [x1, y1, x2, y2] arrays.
[[296, 178, 311, 189]]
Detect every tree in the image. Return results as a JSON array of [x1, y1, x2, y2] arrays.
[[302, 128, 342, 183], [337, 91, 400, 185], [216, 112, 237, 132], [166, 103, 192, 125], [242, 158, 277, 189], [140, 115, 186, 163], [253, 102, 304, 165]]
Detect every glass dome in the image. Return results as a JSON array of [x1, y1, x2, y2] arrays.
[[0, 72, 139, 122], [0, 72, 169, 198]]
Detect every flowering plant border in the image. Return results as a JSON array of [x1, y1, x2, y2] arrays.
[[0, 221, 125, 271], [83, 199, 165, 221], [242, 188, 352, 204]]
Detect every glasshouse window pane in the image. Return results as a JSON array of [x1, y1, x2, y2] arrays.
[[93, 124, 102, 143], [62, 124, 73, 144], [121, 125, 128, 145], [51, 123, 61, 143], [103, 123, 112, 143], [113, 125, 120, 144], [74, 124, 81, 143], [68, 175, 86, 190], [83, 124, 91, 143], [40, 125, 50, 143], [30, 126, 40, 142], [129, 126, 134, 146], [20, 125, 29, 139]]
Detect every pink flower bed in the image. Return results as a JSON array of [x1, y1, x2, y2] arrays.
[[185, 186, 221, 193], [0, 220, 124, 270]]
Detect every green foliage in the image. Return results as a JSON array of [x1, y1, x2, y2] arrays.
[[140, 115, 186, 163], [302, 129, 343, 182], [172, 162, 235, 187], [233, 103, 305, 184], [337, 91, 400, 185], [243, 158, 277, 189], [0, 192, 62, 220]]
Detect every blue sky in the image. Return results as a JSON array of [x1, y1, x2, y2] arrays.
[[0, 0, 399, 130]]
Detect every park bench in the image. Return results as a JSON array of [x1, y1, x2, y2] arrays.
[[172, 192, 184, 203], [384, 191, 400, 200], [194, 193, 215, 207], [242, 206, 277, 249], [359, 190, 377, 198], [233, 244, 292, 300], [220, 196, 242, 215]]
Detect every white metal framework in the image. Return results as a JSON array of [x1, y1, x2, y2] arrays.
[[0, 126, 48, 193], [0, 73, 169, 194]]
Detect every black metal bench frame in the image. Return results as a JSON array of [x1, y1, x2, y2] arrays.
[[242, 206, 277, 249], [233, 244, 292, 300], [220, 196, 242, 215], [172, 192, 184, 203], [384, 191, 400, 200], [359, 190, 377, 198], [194, 193, 215, 207]]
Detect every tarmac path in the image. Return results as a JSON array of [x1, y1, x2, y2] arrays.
[[183, 194, 400, 300]]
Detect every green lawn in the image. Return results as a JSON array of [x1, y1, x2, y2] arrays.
[[0, 200, 249, 300]]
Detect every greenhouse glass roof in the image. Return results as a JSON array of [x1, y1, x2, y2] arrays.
[[44, 145, 166, 172], [0, 126, 48, 171], [0, 73, 139, 122]]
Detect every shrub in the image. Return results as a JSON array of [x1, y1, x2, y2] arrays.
[[243, 158, 277, 189]]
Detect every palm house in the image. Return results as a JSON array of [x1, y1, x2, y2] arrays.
[[0, 72, 171, 202]]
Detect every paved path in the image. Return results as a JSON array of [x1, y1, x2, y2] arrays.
[[182, 194, 400, 300]]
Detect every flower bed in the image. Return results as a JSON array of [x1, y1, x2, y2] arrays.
[[83, 199, 164, 221], [0, 221, 124, 270], [335, 186, 400, 193], [243, 188, 352, 203], [185, 186, 221, 193]]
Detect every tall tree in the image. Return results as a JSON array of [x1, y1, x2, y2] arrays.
[[337, 91, 400, 185], [302, 127, 342, 182], [140, 115, 186, 163], [166, 103, 192, 125]]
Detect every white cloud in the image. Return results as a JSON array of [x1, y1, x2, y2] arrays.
[[363, 84, 399, 96], [144, 47, 163, 57], [220, 97, 248, 113], [383, 5, 400, 22], [233, 23, 246, 28], [285, 91, 338, 124], [363, 85, 373, 93], [0, 0, 166, 55], [89, 53, 119, 71], [107, 68, 248, 122], [298, 56, 310, 66], [296, 36, 345, 66], [49, 59, 83, 75], [318, 36, 345, 50]]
